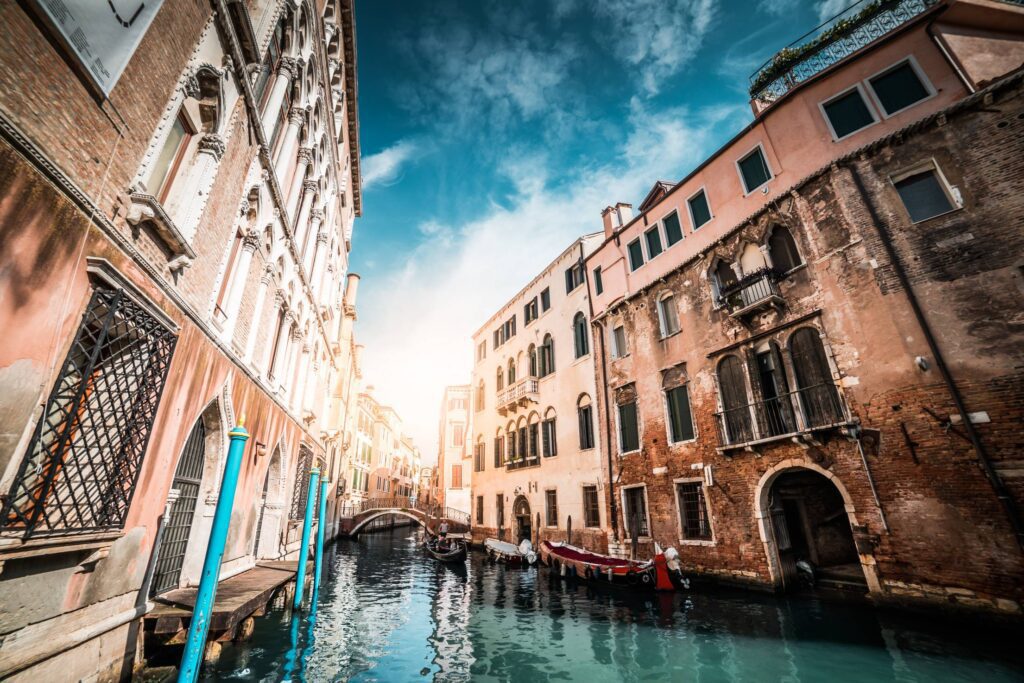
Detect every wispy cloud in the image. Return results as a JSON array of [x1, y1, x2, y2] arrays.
[[816, 0, 851, 22], [757, 0, 801, 17], [361, 139, 418, 190]]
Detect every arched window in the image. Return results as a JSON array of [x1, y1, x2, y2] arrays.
[[573, 313, 589, 358], [657, 294, 680, 338], [577, 394, 595, 450], [712, 260, 738, 304], [475, 380, 485, 411], [496, 366, 504, 391], [542, 408, 557, 457], [508, 358, 516, 385], [717, 355, 753, 444], [789, 328, 843, 427], [527, 413, 541, 460], [528, 344, 538, 378], [506, 423, 517, 461], [539, 334, 555, 377], [768, 225, 802, 273]]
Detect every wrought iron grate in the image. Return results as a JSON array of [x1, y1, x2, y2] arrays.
[[1, 285, 176, 538], [289, 446, 313, 519]]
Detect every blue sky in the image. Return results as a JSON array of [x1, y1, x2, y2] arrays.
[[349, 0, 851, 456]]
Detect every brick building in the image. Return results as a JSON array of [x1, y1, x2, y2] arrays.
[[0, 0, 363, 679], [584, 0, 1024, 613]]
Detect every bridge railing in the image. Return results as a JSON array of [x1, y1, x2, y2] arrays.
[[337, 497, 471, 527]]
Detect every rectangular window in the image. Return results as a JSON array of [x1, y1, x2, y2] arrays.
[[821, 86, 876, 139], [618, 400, 640, 453], [519, 426, 528, 459], [451, 464, 462, 489], [627, 238, 644, 271], [657, 295, 680, 337], [452, 423, 464, 447], [493, 436, 503, 467], [476, 495, 484, 524], [612, 325, 628, 358], [507, 431, 516, 460], [524, 297, 538, 324], [565, 262, 584, 293], [869, 59, 931, 117], [148, 112, 192, 202], [474, 443, 485, 472], [477, 340, 486, 362], [893, 167, 955, 222], [666, 385, 695, 443], [214, 228, 244, 319], [738, 145, 772, 194], [593, 267, 603, 295], [644, 226, 663, 259], [583, 486, 600, 528], [663, 210, 684, 246], [540, 287, 551, 311], [546, 490, 558, 527], [0, 284, 177, 537], [496, 494, 504, 529], [578, 404, 595, 449], [687, 191, 712, 230], [676, 481, 712, 540], [542, 418, 557, 457], [528, 422, 539, 459], [623, 487, 649, 537], [493, 329, 501, 349]]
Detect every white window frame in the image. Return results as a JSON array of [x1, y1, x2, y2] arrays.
[[889, 158, 962, 223], [656, 293, 680, 339], [615, 397, 641, 456], [673, 477, 716, 546], [544, 487, 559, 528], [735, 142, 774, 196], [643, 224, 664, 261], [620, 483, 651, 541], [581, 483, 602, 529], [659, 208, 685, 247], [611, 323, 629, 359], [864, 55, 936, 120], [663, 384, 697, 446], [686, 187, 713, 231], [817, 82, 880, 142]]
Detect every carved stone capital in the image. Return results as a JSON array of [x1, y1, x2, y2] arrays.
[[310, 207, 324, 222], [238, 198, 250, 217], [302, 343, 313, 354], [291, 327, 304, 342], [198, 134, 227, 160], [316, 231, 328, 245], [242, 229, 261, 252], [303, 180, 319, 195], [288, 106, 307, 127], [261, 265, 276, 285], [182, 73, 201, 99], [277, 56, 299, 79], [296, 147, 314, 165], [274, 288, 288, 307]]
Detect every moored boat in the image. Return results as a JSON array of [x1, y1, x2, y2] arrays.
[[538, 541, 687, 591], [425, 536, 468, 563], [484, 538, 537, 565]]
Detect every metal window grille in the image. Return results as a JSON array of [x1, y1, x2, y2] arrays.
[[290, 447, 313, 519], [1, 286, 176, 538], [624, 488, 649, 537], [677, 482, 712, 540], [546, 490, 558, 527], [152, 419, 206, 595]]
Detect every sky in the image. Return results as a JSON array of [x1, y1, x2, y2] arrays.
[[349, 0, 853, 460]]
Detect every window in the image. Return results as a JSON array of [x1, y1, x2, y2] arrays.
[[583, 486, 600, 528], [496, 494, 504, 529], [768, 226, 802, 272], [612, 325, 628, 358], [893, 167, 956, 222], [657, 294, 679, 338], [503, 316, 516, 340], [717, 355, 753, 444], [738, 145, 772, 194], [539, 334, 555, 377], [451, 464, 463, 489], [676, 481, 712, 541], [868, 59, 932, 117], [618, 399, 640, 453], [528, 422, 539, 458], [593, 267, 603, 295], [789, 327, 844, 428], [573, 312, 589, 358], [476, 496, 484, 524], [448, 397, 467, 410], [493, 329, 501, 350], [496, 366, 504, 391], [494, 435, 504, 467], [545, 490, 558, 527], [524, 297, 539, 325], [528, 344, 538, 378], [452, 423, 464, 447], [687, 191, 712, 230], [627, 238, 644, 271], [0, 283, 176, 537], [577, 403, 595, 450], [474, 440, 485, 472], [623, 486, 649, 537], [477, 341, 486, 362], [565, 262, 585, 293], [712, 261, 738, 304], [540, 287, 551, 311], [821, 86, 876, 139], [662, 211, 684, 246], [214, 227, 244, 321], [645, 226, 663, 259], [475, 381, 485, 411], [666, 385, 695, 443], [542, 418, 557, 457], [148, 112, 193, 202], [507, 429, 517, 460], [508, 359, 516, 386]]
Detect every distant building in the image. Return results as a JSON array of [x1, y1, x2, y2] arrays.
[[436, 385, 472, 515]]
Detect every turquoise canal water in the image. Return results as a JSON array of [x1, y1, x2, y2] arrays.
[[202, 526, 1024, 682]]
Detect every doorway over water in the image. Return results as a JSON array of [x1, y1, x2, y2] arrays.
[[513, 495, 531, 544]]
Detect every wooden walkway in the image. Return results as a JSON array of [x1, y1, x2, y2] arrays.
[[145, 561, 306, 640]]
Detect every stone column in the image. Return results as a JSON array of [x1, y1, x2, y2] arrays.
[[286, 149, 314, 226], [309, 233, 329, 297], [303, 210, 325, 273], [262, 57, 300, 138], [275, 106, 308, 167], [294, 185, 319, 252], [221, 230, 261, 343], [287, 332, 306, 407], [245, 265, 275, 364], [268, 303, 292, 382], [172, 133, 226, 242]]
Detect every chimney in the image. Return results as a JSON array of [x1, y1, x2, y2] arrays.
[[343, 272, 360, 310], [601, 206, 618, 239], [614, 202, 633, 227]]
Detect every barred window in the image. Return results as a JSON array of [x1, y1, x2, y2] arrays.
[[290, 446, 314, 519], [1, 285, 176, 537], [676, 481, 712, 541], [545, 489, 558, 527]]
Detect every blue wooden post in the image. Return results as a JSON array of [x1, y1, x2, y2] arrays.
[[292, 467, 320, 610], [311, 478, 329, 609], [178, 420, 249, 683]]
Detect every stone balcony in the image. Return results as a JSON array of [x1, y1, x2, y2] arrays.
[[496, 378, 539, 416]]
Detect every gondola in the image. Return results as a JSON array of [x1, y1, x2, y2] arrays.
[[538, 541, 688, 591], [425, 535, 468, 563], [484, 538, 537, 565]]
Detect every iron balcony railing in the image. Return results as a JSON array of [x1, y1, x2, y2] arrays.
[[496, 377, 539, 411], [719, 268, 783, 316], [505, 455, 540, 471], [749, 0, 938, 106], [714, 382, 847, 448]]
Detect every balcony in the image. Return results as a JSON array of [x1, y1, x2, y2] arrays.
[[496, 378, 539, 415], [749, 0, 938, 109], [719, 268, 783, 318], [714, 382, 849, 451], [505, 455, 540, 471]]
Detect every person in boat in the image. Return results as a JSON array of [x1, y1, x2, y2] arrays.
[[438, 521, 449, 539]]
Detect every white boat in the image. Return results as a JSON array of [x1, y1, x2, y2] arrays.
[[484, 538, 537, 565]]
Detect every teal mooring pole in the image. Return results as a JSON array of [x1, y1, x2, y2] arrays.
[[292, 467, 320, 610], [178, 419, 249, 683], [311, 478, 329, 609]]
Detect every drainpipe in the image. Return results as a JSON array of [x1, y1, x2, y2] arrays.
[[847, 164, 1024, 550], [593, 319, 619, 544]]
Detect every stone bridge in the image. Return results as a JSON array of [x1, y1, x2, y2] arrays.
[[338, 497, 471, 537]]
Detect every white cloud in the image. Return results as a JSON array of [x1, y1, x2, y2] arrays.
[[818, 0, 853, 22], [361, 140, 418, 190], [355, 101, 745, 456], [757, 0, 801, 17]]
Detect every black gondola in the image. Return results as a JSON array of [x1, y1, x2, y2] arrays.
[[425, 536, 468, 563]]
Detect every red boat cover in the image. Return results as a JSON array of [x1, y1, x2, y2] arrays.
[[543, 542, 637, 568]]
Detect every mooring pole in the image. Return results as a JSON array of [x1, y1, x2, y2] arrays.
[[311, 477, 329, 609], [293, 467, 320, 610], [178, 419, 249, 683]]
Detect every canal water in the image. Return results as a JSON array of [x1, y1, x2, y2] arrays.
[[203, 526, 1024, 682]]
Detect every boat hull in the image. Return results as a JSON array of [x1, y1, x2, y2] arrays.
[[425, 539, 468, 563], [538, 541, 683, 591]]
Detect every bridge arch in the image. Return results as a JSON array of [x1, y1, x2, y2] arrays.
[[348, 509, 427, 536]]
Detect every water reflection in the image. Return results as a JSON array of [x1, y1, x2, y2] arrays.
[[204, 526, 1024, 682]]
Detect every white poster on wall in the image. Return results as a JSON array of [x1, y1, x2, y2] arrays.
[[32, 0, 166, 96]]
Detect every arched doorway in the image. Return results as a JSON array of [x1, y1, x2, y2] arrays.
[[513, 495, 531, 544], [759, 465, 868, 592], [255, 446, 285, 559], [152, 419, 207, 595]]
